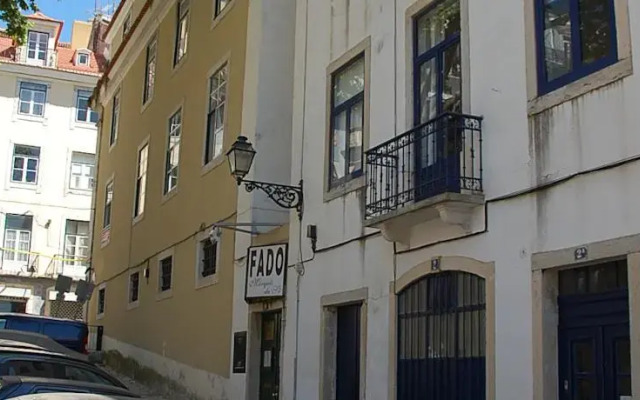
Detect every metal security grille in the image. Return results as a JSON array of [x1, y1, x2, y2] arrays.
[[49, 300, 83, 320], [397, 271, 486, 400]]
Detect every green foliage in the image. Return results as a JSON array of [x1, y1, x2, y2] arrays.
[[0, 0, 38, 45]]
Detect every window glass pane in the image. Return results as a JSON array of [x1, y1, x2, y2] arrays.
[[77, 109, 88, 122], [348, 101, 363, 174], [416, 0, 460, 54], [578, 0, 613, 64], [6, 215, 32, 230], [333, 58, 364, 106], [616, 338, 630, 374], [19, 89, 31, 102], [543, 0, 572, 81], [331, 111, 347, 182], [33, 91, 45, 104], [443, 41, 462, 113], [13, 157, 24, 169], [26, 159, 38, 170], [419, 58, 438, 123], [33, 104, 44, 116], [19, 102, 30, 114], [25, 171, 36, 183]]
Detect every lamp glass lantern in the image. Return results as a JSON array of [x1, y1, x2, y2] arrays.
[[226, 136, 256, 183]]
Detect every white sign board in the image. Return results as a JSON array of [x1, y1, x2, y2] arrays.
[[245, 244, 288, 301]]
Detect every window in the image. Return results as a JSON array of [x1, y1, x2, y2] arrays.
[[123, 13, 132, 38], [174, 0, 189, 65], [164, 109, 181, 193], [129, 272, 140, 303], [27, 31, 48, 62], [205, 64, 227, 163], [75, 90, 98, 123], [336, 304, 362, 400], [69, 152, 95, 191], [536, 0, 617, 94], [103, 181, 114, 228], [134, 144, 148, 218], [76, 52, 90, 67], [19, 82, 47, 117], [11, 145, 40, 184], [64, 220, 89, 267], [3, 214, 33, 262], [143, 38, 157, 104], [199, 238, 218, 278], [97, 288, 105, 315], [330, 56, 364, 187], [159, 256, 172, 292], [214, 0, 230, 17], [109, 92, 120, 146]]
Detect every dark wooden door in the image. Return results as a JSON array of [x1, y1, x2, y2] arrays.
[[259, 311, 282, 400]]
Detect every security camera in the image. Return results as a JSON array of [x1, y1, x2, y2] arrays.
[[209, 226, 222, 242]]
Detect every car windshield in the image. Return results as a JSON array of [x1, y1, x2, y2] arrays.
[[0, 319, 6, 329]]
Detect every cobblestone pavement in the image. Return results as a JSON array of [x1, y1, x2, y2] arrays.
[[105, 367, 171, 400]]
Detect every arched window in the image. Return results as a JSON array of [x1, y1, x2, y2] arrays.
[[397, 271, 486, 399]]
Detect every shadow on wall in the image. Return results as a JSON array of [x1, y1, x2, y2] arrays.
[[103, 350, 200, 400]]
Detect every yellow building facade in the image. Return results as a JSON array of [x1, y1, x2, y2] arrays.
[[89, 0, 297, 398]]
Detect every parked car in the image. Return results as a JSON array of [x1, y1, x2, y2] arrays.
[[0, 314, 89, 353], [0, 346, 125, 388], [0, 331, 88, 361], [0, 376, 139, 399], [11, 394, 138, 400]]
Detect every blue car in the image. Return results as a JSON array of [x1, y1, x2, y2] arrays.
[[0, 315, 89, 354], [0, 376, 139, 399]]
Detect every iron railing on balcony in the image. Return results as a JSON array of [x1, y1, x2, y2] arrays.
[[14, 46, 57, 68], [365, 112, 483, 220]]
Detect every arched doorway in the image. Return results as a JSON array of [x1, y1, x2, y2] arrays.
[[397, 271, 486, 399]]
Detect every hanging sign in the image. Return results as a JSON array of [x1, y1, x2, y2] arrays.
[[245, 244, 288, 301]]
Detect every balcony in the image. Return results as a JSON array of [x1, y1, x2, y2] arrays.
[[365, 112, 484, 243], [14, 46, 57, 68]]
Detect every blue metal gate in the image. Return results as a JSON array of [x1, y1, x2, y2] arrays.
[[558, 261, 631, 400], [397, 271, 486, 400]]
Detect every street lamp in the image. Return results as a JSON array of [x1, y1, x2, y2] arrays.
[[226, 136, 304, 219]]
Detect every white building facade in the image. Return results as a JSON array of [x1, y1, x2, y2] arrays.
[[264, 0, 640, 399], [0, 14, 103, 318]]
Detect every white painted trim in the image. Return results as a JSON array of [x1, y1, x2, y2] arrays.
[[194, 230, 220, 289], [156, 248, 175, 300], [132, 136, 150, 225], [162, 101, 185, 199], [126, 268, 141, 310], [201, 54, 231, 172], [96, 282, 107, 320]]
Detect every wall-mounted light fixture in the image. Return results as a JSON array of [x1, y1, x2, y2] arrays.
[[226, 136, 303, 219]]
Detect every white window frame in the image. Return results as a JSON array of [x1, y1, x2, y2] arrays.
[[76, 51, 91, 67], [63, 220, 90, 268], [2, 216, 32, 264], [75, 90, 98, 124], [143, 37, 157, 105], [157, 248, 174, 300], [26, 31, 49, 63], [133, 141, 149, 222], [109, 91, 121, 148], [18, 82, 47, 117], [195, 230, 221, 289], [174, 0, 190, 65], [11, 145, 40, 185], [204, 62, 227, 165], [127, 269, 141, 309], [96, 284, 106, 319], [164, 109, 181, 195], [103, 179, 114, 229], [69, 152, 95, 192]]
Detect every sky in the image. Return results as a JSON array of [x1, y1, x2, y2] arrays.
[[1, 0, 119, 42]]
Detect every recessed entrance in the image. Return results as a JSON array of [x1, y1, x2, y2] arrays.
[[259, 310, 281, 400], [558, 260, 631, 400]]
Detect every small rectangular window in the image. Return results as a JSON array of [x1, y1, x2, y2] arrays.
[[174, 0, 190, 65], [129, 272, 140, 303], [11, 145, 40, 184], [214, 0, 230, 17], [103, 181, 114, 228], [70, 152, 95, 191], [134, 144, 149, 218], [536, 0, 618, 94], [109, 92, 120, 146], [205, 63, 227, 164], [330, 56, 365, 187], [18, 82, 47, 116], [27, 31, 49, 62], [64, 220, 89, 267], [159, 256, 173, 292], [97, 288, 105, 314], [3, 214, 33, 262], [76, 90, 98, 123], [165, 109, 181, 194], [76, 52, 90, 67], [143, 38, 157, 104], [200, 238, 218, 278]]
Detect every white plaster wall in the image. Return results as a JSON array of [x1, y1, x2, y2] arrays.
[[285, 0, 640, 399], [0, 67, 98, 281]]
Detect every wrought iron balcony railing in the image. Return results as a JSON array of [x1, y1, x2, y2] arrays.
[[365, 112, 483, 220]]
